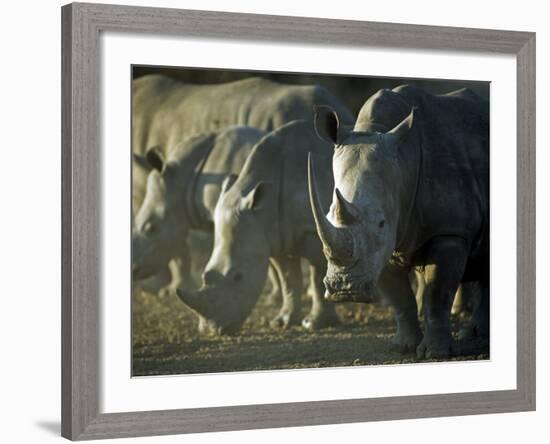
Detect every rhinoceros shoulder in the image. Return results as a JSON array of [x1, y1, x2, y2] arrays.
[[355, 87, 411, 132]]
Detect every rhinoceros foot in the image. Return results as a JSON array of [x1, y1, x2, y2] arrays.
[[457, 317, 489, 341], [158, 283, 178, 299], [302, 306, 341, 330], [391, 324, 423, 354], [270, 309, 302, 329], [458, 297, 489, 340], [416, 328, 457, 359]]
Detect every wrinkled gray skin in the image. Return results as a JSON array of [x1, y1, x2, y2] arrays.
[[133, 126, 268, 324], [177, 119, 355, 334], [132, 74, 353, 293], [309, 85, 489, 358]]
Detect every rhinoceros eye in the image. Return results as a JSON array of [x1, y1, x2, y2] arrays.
[[378, 220, 385, 229]]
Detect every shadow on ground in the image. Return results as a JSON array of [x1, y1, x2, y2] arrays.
[[132, 287, 489, 376]]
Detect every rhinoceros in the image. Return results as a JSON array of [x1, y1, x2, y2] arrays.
[[176, 119, 356, 334], [133, 74, 354, 210], [308, 85, 489, 358], [133, 125, 305, 333], [132, 74, 354, 293], [133, 126, 266, 289]]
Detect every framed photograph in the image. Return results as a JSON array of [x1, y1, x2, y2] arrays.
[[61, 2, 535, 440]]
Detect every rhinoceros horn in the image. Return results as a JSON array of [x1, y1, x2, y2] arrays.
[[334, 188, 358, 226], [176, 286, 221, 320], [307, 153, 354, 263]]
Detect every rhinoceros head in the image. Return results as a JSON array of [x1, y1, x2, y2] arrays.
[[176, 173, 273, 335], [309, 105, 419, 302], [132, 148, 184, 280]]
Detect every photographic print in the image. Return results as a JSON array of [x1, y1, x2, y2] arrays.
[[131, 66, 490, 377]]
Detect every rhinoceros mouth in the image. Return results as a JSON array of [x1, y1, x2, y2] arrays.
[[324, 290, 376, 304], [198, 316, 242, 336], [323, 277, 376, 303], [176, 286, 254, 335]]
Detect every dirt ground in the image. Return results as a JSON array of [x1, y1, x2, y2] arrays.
[[132, 284, 489, 376]]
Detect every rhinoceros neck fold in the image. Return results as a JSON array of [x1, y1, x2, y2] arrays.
[[274, 142, 287, 257], [163, 132, 218, 228], [394, 133, 423, 255], [185, 140, 217, 229], [237, 131, 286, 257], [253, 159, 285, 257]]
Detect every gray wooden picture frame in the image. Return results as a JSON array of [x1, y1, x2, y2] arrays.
[[61, 2, 536, 440]]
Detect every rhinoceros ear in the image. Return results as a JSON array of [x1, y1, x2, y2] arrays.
[[221, 174, 238, 194], [314, 105, 340, 145], [145, 146, 165, 173], [242, 181, 273, 211]]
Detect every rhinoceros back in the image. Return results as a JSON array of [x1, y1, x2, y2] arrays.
[[133, 74, 353, 157], [395, 85, 489, 267], [132, 75, 353, 212]]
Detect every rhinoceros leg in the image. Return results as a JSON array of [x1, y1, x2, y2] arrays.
[[269, 256, 303, 329], [302, 264, 341, 330], [416, 236, 468, 359], [458, 281, 489, 340], [416, 274, 464, 317], [158, 237, 191, 299], [451, 284, 465, 315], [158, 257, 188, 298], [377, 263, 422, 353], [411, 270, 425, 317], [264, 265, 282, 307]]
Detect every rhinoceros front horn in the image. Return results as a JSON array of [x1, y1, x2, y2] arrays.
[[307, 153, 354, 263], [334, 188, 358, 226], [176, 287, 220, 320]]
